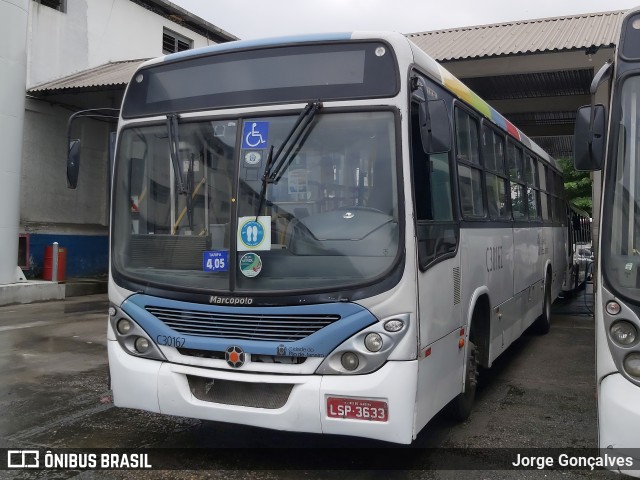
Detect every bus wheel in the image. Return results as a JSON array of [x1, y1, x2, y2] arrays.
[[447, 340, 478, 421], [535, 272, 552, 335]]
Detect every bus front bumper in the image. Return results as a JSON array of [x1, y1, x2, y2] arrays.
[[108, 340, 417, 444], [599, 373, 640, 476]]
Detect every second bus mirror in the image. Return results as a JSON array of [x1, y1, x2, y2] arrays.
[[67, 139, 81, 189], [419, 99, 452, 155], [574, 104, 605, 171]]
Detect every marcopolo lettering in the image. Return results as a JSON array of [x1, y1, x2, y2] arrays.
[[209, 296, 254, 305]]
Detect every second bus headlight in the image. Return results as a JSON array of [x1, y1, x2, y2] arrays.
[[623, 352, 640, 378], [109, 305, 166, 361], [364, 333, 383, 352], [610, 320, 638, 346], [316, 313, 410, 375], [117, 319, 132, 335], [135, 337, 150, 353], [341, 352, 359, 371]]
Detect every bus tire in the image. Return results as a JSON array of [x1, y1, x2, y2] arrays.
[[535, 272, 552, 335], [447, 340, 478, 422]]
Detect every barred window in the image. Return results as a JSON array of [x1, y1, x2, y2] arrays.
[[163, 28, 193, 54]]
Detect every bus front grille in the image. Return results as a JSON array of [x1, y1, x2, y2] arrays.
[[145, 306, 340, 342], [187, 376, 293, 409]]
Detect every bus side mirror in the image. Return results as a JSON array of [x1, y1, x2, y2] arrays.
[[419, 99, 452, 154], [67, 139, 81, 189], [574, 104, 606, 171]]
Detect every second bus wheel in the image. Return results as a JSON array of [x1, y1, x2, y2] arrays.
[[534, 271, 552, 335], [447, 340, 479, 422]]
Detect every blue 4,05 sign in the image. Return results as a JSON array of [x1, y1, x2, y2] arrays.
[[203, 251, 228, 272]]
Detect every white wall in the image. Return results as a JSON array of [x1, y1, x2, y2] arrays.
[[21, 98, 110, 230], [21, 0, 224, 234], [0, 0, 29, 284], [27, 0, 217, 87]]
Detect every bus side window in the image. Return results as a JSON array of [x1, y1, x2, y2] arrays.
[[411, 102, 433, 221], [431, 153, 453, 221], [411, 102, 454, 222], [455, 108, 485, 218], [481, 124, 510, 220], [508, 142, 527, 220], [411, 99, 458, 269]]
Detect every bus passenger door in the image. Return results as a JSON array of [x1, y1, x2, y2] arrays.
[[409, 95, 463, 430]]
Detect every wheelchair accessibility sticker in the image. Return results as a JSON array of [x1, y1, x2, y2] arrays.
[[242, 121, 269, 149], [237, 216, 271, 251]]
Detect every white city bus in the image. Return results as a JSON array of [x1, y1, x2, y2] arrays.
[[574, 7, 640, 473], [85, 32, 568, 444]]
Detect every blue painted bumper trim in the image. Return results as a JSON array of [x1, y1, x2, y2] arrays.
[[121, 294, 376, 357]]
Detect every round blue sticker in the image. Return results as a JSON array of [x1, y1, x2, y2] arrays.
[[239, 220, 265, 248]]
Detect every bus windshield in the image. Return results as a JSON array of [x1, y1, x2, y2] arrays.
[[604, 75, 640, 301], [112, 110, 400, 294]]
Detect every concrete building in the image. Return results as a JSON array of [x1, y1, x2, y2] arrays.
[[18, 0, 236, 283]]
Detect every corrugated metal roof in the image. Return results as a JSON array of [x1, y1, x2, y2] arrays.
[[508, 111, 577, 127], [464, 69, 593, 100], [28, 59, 149, 94], [532, 135, 574, 158], [408, 10, 625, 61]]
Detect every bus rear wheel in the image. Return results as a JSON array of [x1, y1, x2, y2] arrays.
[[447, 340, 478, 421]]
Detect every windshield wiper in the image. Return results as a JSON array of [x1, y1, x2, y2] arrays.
[[167, 114, 187, 195], [255, 101, 322, 219], [167, 113, 197, 231]]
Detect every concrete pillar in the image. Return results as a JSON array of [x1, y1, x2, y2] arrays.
[[0, 0, 28, 284]]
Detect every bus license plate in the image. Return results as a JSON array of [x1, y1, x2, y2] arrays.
[[326, 397, 388, 422]]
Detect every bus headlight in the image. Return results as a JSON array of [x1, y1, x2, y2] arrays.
[[135, 337, 150, 353], [623, 353, 640, 378], [341, 352, 359, 371], [364, 333, 383, 352], [109, 305, 165, 361], [316, 313, 410, 375], [117, 319, 132, 335], [610, 320, 637, 346]]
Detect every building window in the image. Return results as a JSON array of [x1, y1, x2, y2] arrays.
[[163, 28, 193, 54], [34, 0, 66, 12]]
